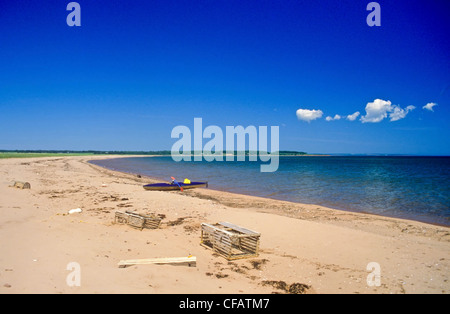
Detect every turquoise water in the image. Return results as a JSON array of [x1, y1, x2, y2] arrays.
[[90, 156, 450, 226]]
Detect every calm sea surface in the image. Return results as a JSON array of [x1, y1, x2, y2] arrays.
[[90, 156, 450, 226]]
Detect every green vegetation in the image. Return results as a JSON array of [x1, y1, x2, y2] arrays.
[[0, 152, 95, 159], [277, 151, 308, 156], [0, 150, 175, 159]]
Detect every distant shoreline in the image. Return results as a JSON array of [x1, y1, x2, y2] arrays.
[[3, 151, 449, 159], [0, 151, 327, 159], [1, 150, 448, 159]]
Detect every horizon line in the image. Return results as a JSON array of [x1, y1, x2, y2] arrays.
[[1, 150, 449, 157]]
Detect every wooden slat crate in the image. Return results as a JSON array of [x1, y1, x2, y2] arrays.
[[115, 211, 129, 224], [115, 211, 162, 230], [127, 214, 145, 229], [200, 222, 260, 260], [143, 215, 162, 229]]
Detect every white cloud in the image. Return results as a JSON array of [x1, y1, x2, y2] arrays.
[[346, 111, 360, 121], [389, 105, 415, 121], [360, 99, 414, 123], [423, 102, 437, 111], [296, 99, 418, 125], [296, 109, 323, 122], [360, 99, 393, 123], [325, 114, 341, 121]]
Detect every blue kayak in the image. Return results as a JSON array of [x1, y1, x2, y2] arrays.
[[143, 181, 208, 191]]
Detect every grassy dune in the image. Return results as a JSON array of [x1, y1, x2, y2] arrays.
[[0, 152, 95, 159]]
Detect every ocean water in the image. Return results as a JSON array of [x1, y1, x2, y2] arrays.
[[90, 156, 450, 226]]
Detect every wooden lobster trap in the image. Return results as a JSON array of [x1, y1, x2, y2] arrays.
[[115, 211, 162, 230], [200, 222, 260, 260]]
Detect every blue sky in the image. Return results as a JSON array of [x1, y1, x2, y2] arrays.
[[0, 0, 449, 154]]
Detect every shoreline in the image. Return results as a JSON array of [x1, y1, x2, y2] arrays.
[[87, 156, 449, 229], [88, 158, 449, 235], [0, 155, 449, 294]]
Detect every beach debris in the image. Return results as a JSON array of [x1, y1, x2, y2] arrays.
[[114, 210, 162, 230], [118, 256, 196, 268], [10, 181, 31, 189], [167, 217, 189, 226], [261, 280, 312, 294], [68, 208, 82, 214], [249, 259, 268, 270], [200, 222, 261, 261]]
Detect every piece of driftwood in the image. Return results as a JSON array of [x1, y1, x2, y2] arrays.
[[118, 256, 196, 268], [114, 211, 162, 230], [11, 181, 31, 189], [200, 222, 260, 260]]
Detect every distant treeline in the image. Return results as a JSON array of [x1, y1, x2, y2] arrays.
[[0, 150, 171, 155], [0, 150, 308, 156]]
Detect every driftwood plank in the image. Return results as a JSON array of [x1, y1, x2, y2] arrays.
[[118, 256, 196, 268]]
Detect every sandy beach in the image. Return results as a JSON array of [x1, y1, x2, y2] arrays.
[[0, 155, 449, 294]]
